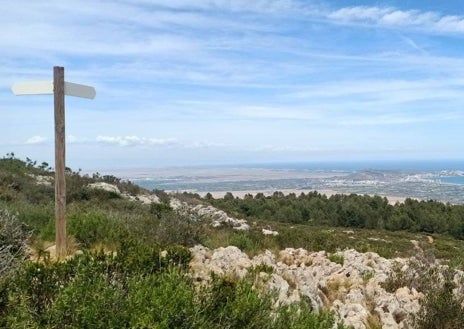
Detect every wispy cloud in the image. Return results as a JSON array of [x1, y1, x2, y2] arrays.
[[67, 135, 91, 144], [123, 0, 306, 15], [186, 141, 227, 149], [24, 136, 47, 145], [3, 1, 464, 167], [337, 111, 464, 127], [96, 136, 178, 147], [235, 106, 319, 120], [289, 78, 464, 105], [253, 145, 321, 152], [327, 6, 464, 34]]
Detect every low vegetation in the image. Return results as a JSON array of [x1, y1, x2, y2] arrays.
[[203, 191, 464, 239], [0, 155, 349, 328], [2, 154, 464, 327]]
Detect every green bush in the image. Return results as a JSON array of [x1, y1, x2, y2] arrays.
[[127, 269, 197, 329], [0, 209, 32, 326], [156, 211, 205, 247], [229, 232, 256, 252], [149, 201, 172, 219], [381, 258, 433, 294], [68, 211, 127, 248], [48, 272, 128, 329], [328, 254, 344, 266], [4, 244, 348, 329], [380, 257, 464, 327], [0, 209, 31, 280], [164, 245, 192, 269], [201, 275, 274, 328], [414, 269, 464, 329], [207, 192, 464, 239]]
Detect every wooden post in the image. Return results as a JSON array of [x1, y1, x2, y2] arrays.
[[54, 66, 66, 259], [12, 67, 95, 259]]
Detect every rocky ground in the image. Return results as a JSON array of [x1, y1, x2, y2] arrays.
[[189, 245, 422, 329], [87, 182, 464, 329]]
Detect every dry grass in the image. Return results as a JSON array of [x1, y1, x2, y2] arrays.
[[324, 277, 354, 305]]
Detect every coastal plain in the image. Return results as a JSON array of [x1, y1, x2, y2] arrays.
[[117, 166, 464, 204]]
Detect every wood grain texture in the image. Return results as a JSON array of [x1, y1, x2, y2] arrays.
[[54, 66, 66, 259]]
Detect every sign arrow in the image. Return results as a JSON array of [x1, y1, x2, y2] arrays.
[[12, 81, 53, 95], [12, 81, 96, 99], [65, 81, 96, 99], [11, 66, 95, 259]]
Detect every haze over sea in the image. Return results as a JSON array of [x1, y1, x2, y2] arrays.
[[225, 160, 464, 172], [100, 159, 464, 204]]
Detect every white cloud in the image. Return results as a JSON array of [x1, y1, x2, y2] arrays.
[[3, 1, 464, 167], [123, 0, 303, 14], [235, 106, 319, 120], [328, 6, 392, 21], [67, 135, 94, 144], [327, 6, 464, 34], [337, 112, 463, 127], [254, 145, 320, 152], [25, 136, 47, 145], [187, 141, 227, 149], [96, 136, 177, 147], [289, 78, 464, 103]]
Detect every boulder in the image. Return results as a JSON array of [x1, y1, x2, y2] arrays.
[[88, 182, 120, 194]]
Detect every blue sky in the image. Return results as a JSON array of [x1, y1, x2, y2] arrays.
[[1, 0, 464, 170]]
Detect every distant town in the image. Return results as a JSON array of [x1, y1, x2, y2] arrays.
[[127, 167, 464, 204]]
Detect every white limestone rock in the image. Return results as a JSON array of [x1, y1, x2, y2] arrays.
[[262, 228, 279, 236], [191, 204, 250, 230], [88, 182, 120, 194], [188, 245, 430, 329]]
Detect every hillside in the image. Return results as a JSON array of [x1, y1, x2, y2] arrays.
[[1, 154, 464, 328]]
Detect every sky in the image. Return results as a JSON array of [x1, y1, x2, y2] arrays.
[[1, 0, 464, 170]]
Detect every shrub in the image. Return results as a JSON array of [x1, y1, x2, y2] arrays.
[[328, 254, 344, 266], [229, 232, 256, 252], [381, 258, 432, 293], [127, 268, 197, 329], [414, 269, 464, 329], [156, 211, 205, 247], [68, 211, 127, 248], [149, 202, 172, 219], [0, 209, 31, 280], [252, 263, 274, 275], [4, 242, 351, 329], [153, 189, 171, 204], [2, 202, 54, 241], [0, 209, 32, 326], [47, 271, 128, 329], [163, 245, 192, 269]]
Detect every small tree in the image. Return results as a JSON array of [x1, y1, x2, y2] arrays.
[[224, 192, 234, 200]]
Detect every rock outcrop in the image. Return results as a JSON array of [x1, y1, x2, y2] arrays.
[[189, 246, 425, 329], [170, 200, 251, 230], [27, 174, 53, 186], [88, 182, 121, 194], [87, 182, 160, 204], [193, 205, 250, 230]]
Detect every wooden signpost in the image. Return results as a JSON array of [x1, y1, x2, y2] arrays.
[[12, 66, 95, 259]]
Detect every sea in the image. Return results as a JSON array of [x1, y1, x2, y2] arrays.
[[232, 160, 464, 172], [434, 176, 464, 185], [124, 160, 464, 195]]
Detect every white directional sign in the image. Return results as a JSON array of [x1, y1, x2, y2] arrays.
[[65, 82, 96, 99], [11, 66, 95, 259], [12, 81, 96, 99], [12, 81, 53, 95]]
